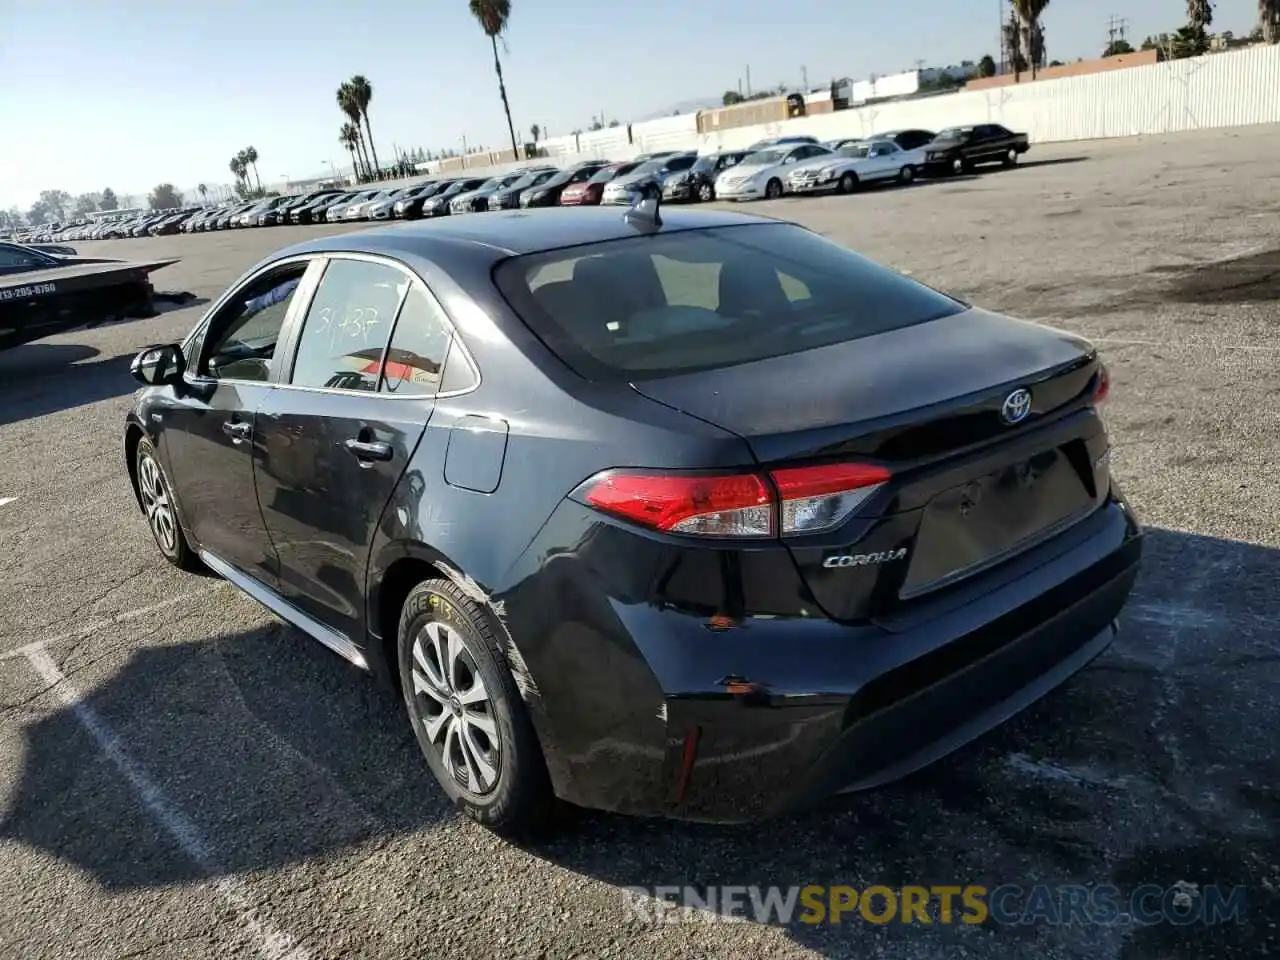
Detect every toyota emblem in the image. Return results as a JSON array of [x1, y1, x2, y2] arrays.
[[1000, 388, 1032, 425]]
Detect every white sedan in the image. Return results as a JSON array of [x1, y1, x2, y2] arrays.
[[713, 143, 834, 200], [786, 139, 925, 195]]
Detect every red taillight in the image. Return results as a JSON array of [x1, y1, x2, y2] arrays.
[[579, 462, 890, 538], [1093, 364, 1110, 404], [770, 462, 892, 535]]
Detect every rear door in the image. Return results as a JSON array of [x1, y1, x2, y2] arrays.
[[253, 254, 440, 641]]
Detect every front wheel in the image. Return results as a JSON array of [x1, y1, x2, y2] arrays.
[[697, 182, 714, 202], [838, 172, 858, 194], [398, 578, 555, 836], [764, 178, 783, 200], [1003, 148, 1019, 167], [135, 437, 200, 571], [898, 165, 916, 185]]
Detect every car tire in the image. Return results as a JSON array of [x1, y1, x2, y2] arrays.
[[397, 578, 556, 837], [765, 178, 783, 200], [898, 165, 915, 184], [135, 437, 200, 571], [698, 182, 714, 202], [1003, 148, 1018, 167], [838, 173, 858, 194]]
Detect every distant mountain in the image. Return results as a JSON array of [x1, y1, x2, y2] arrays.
[[635, 95, 725, 121]]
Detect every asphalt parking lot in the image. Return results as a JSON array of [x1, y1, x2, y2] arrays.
[[2, 125, 1278, 960]]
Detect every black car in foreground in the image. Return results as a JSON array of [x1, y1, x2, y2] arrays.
[[922, 123, 1030, 175], [123, 200, 1140, 835]]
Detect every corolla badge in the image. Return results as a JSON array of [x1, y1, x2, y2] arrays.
[[1000, 388, 1033, 425]]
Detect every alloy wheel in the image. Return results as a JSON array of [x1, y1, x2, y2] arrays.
[[766, 179, 782, 200], [411, 620, 501, 796], [138, 452, 177, 554]]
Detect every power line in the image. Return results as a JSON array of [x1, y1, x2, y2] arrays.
[[1106, 13, 1130, 49]]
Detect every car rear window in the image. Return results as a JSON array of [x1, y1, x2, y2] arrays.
[[493, 223, 965, 381]]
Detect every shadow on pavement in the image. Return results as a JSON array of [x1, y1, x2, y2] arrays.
[[0, 527, 1274, 958], [0, 621, 450, 889], [0, 344, 137, 427]]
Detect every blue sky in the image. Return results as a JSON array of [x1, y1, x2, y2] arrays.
[[0, 0, 1261, 210]]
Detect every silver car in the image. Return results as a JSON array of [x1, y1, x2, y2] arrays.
[[787, 139, 925, 195], [600, 153, 699, 206]]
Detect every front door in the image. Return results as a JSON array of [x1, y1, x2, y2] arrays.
[[158, 258, 318, 587], [254, 255, 450, 641]]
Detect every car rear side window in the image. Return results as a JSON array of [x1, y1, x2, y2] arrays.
[[289, 258, 408, 392], [379, 285, 454, 396], [494, 223, 965, 381]]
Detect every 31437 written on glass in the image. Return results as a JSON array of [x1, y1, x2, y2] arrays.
[[0, 282, 57, 301]]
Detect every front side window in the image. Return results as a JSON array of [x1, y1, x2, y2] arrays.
[[202, 265, 309, 381], [496, 224, 964, 381], [0, 245, 51, 271], [290, 258, 409, 392]]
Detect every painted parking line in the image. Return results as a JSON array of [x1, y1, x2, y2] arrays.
[[0, 587, 227, 662], [0, 497, 16, 507], [21, 645, 312, 960]]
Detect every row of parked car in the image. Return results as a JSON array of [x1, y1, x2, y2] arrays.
[[25, 124, 1031, 246]]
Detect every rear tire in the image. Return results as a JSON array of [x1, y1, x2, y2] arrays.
[[397, 578, 556, 837], [765, 178, 783, 200]]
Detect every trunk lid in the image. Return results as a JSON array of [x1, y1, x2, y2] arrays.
[[631, 308, 1111, 620]]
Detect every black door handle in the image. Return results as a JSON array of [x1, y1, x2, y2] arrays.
[[344, 438, 393, 462], [222, 420, 251, 441]]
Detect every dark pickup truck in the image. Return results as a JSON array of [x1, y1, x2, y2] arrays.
[[921, 123, 1030, 176]]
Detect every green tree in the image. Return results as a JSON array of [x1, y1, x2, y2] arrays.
[[1188, 0, 1213, 32], [73, 192, 101, 216], [243, 146, 262, 192], [1003, 14, 1028, 80], [1011, 0, 1051, 79], [530, 123, 540, 141], [340, 122, 364, 178], [99, 187, 119, 211], [337, 83, 372, 179], [149, 183, 183, 210], [469, 0, 520, 160], [229, 154, 248, 191], [1263, 0, 1280, 42], [347, 76, 380, 175], [1104, 38, 1135, 55], [27, 190, 72, 225], [1171, 23, 1211, 56], [0, 208, 22, 231], [723, 90, 744, 105], [978, 54, 997, 77], [198, 183, 209, 205]]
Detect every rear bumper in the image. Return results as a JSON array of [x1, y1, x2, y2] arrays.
[[502, 493, 1142, 822]]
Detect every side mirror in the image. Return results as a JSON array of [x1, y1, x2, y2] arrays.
[[131, 343, 185, 386]]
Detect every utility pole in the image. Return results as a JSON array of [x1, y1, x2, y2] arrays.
[[745, 64, 752, 97], [1105, 14, 1130, 52], [801, 65, 809, 90]]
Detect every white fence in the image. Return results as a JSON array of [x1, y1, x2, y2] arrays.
[[383, 45, 1280, 189], [696, 44, 1280, 152]]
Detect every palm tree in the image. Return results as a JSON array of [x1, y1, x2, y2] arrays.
[[1011, 0, 1050, 79], [468, 0, 520, 160], [347, 76, 380, 177], [337, 83, 373, 180], [198, 183, 208, 205], [339, 122, 364, 179], [244, 146, 262, 192], [530, 123, 540, 141], [1263, 0, 1280, 42], [1003, 13, 1026, 81], [228, 155, 246, 190]]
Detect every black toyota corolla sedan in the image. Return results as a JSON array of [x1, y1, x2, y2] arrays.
[[123, 200, 1141, 835]]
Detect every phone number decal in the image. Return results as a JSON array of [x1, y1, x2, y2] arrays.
[[0, 282, 57, 301]]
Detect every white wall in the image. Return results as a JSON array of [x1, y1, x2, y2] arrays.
[[851, 70, 920, 104]]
